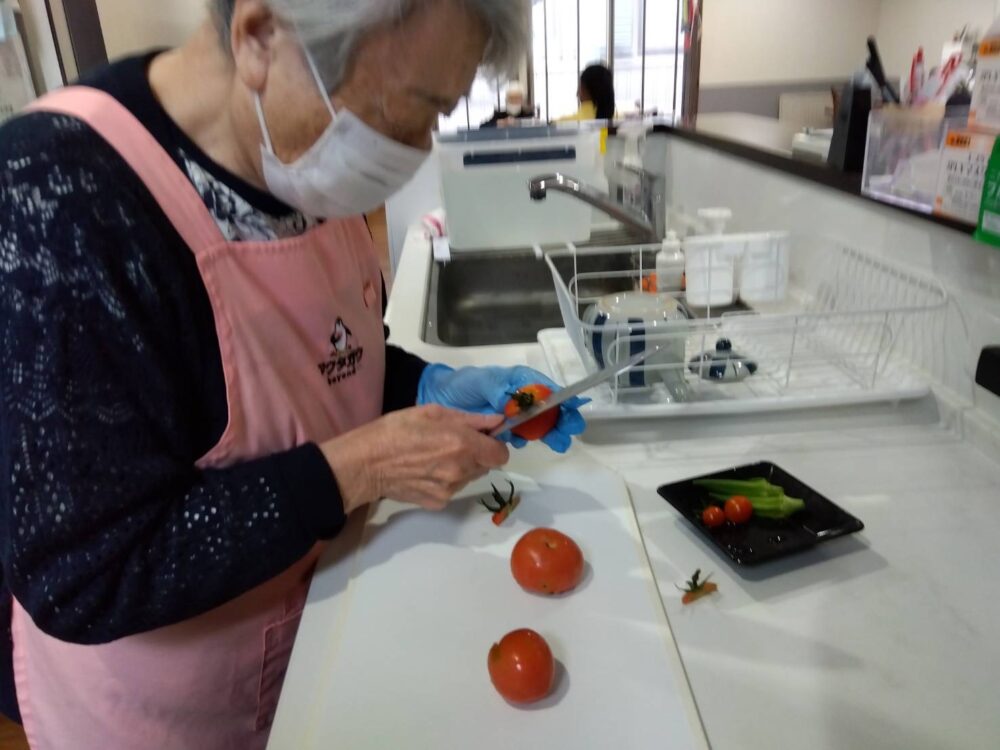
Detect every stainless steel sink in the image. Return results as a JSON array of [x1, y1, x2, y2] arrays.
[[423, 231, 651, 347]]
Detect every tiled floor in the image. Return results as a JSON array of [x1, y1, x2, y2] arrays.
[[0, 208, 393, 750]]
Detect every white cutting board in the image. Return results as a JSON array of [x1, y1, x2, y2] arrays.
[[269, 449, 707, 750]]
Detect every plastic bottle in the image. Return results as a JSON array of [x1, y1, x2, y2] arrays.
[[656, 231, 685, 294]]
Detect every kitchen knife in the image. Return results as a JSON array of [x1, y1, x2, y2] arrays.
[[489, 347, 659, 438], [866, 36, 900, 104]]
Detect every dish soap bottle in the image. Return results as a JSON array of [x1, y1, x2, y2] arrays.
[[656, 231, 685, 294]]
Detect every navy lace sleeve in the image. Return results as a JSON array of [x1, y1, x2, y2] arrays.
[[383, 343, 427, 413], [0, 112, 346, 645]]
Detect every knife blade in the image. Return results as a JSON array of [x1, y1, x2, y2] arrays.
[[489, 347, 660, 438]]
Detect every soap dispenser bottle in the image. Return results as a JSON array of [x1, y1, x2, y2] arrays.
[[656, 230, 685, 294]]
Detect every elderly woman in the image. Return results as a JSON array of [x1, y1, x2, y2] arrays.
[[480, 81, 534, 127], [0, 1, 586, 748]]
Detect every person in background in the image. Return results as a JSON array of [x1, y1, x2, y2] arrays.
[[0, 0, 586, 748], [480, 81, 534, 127], [559, 62, 616, 122]]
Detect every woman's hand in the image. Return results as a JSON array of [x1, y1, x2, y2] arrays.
[[417, 364, 588, 453], [321, 405, 510, 514]]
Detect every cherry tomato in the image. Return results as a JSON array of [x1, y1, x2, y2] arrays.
[[701, 506, 726, 528], [724, 495, 753, 524], [487, 629, 555, 704], [504, 384, 558, 441], [510, 528, 584, 595]]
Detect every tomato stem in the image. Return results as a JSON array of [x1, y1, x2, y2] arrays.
[[676, 568, 714, 594], [508, 390, 538, 411], [480, 481, 518, 515]]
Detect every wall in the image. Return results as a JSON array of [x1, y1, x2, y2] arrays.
[[700, 0, 881, 86], [875, 0, 997, 79], [95, 0, 205, 59]]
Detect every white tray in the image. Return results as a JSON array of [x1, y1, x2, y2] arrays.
[[539, 327, 931, 421]]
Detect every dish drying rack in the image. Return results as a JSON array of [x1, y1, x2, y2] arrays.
[[541, 235, 949, 419]]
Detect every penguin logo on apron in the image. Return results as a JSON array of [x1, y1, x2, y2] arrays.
[[330, 318, 353, 353], [318, 317, 363, 386]]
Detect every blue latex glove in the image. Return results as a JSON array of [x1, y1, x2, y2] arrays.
[[417, 365, 589, 453]]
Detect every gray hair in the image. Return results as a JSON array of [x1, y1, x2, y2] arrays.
[[211, 0, 528, 88]]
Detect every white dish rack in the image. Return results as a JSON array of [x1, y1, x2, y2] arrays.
[[541, 235, 949, 419]]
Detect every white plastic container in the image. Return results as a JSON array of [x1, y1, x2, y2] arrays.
[[682, 235, 740, 307], [436, 126, 603, 250], [655, 231, 685, 294], [737, 231, 791, 303]]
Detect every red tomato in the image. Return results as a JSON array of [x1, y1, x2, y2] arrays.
[[701, 506, 726, 528], [504, 384, 558, 441], [487, 629, 555, 704], [724, 495, 753, 524], [510, 528, 585, 595]]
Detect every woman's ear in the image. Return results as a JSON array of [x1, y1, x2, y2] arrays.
[[230, 0, 277, 92]]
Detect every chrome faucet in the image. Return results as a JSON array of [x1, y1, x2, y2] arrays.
[[528, 173, 659, 244], [615, 164, 667, 242]]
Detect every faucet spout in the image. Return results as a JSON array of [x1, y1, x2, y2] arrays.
[[528, 173, 659, 243]]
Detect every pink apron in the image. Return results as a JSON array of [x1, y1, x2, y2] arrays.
[[10, 87, 386, 749]]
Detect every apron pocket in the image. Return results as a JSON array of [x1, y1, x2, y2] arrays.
[[254, 610, 304, 732]]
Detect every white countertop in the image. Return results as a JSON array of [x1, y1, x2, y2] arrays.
[[273, 229, 1000, 750]]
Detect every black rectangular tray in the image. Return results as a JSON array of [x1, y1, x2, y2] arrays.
[[657, 462, 864, 566]]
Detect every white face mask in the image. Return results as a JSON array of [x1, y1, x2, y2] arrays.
[[255, 55, 429, 219], [507, 102, 522, 116]]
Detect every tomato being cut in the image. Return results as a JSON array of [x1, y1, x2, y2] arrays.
[[510, 528, 584, 595], [724, 495, 753, 524], [487, 629, 555, 704], [701, 506, 726, 528], [504, 384, 558, 441]]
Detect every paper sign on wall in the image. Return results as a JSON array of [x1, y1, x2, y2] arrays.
[[934, 130, 995, 225], [971, 36, 1000, 132]]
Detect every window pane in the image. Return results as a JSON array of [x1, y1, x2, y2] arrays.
[[645, 0, 683, 117], [580, 0, 609, 71], [613, 0, 642, 116], [532, 0, 548, 120], [438, 99, 468, 133], [546, 0, 580, 120], [497, 0, 682, 128], [613, 0, 637, 58], [437, 74, 503, 133], [467, 75, 500, 129], [646, 0, 676, 52], [611, 0, 683, 118], [578, 0, 610, 119]]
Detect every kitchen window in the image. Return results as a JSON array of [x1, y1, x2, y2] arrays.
[[438, 72, 505, 132], [438, 0, 684, 132]]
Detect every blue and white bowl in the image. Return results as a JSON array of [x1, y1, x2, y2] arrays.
[[582, 292, 688, 389]]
